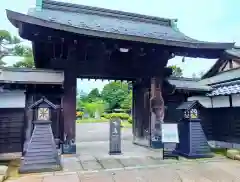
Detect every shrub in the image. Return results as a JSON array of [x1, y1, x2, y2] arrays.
[[102, 113, 130, 120], [76, 118, 108, 123], [128, 117, 133, 124], [76, 111, 84, 117]]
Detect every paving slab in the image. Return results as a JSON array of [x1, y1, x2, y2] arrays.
[[118, 157, 143, 167], [6, 158, 240, 182], [98, 159, 123, 169], [43, 174, 80, 182], [197, 162, 238, 181], [78, 155, 96, 162], [139, 167, 181, 182], [79, 171, 113, 182], [6, 176, 43, 182], [138, 157, 161, 166], [81, 160, 103, 171], [175, 164, 212, 182], [212, 160, 240, 180], [62, 157, 83, 172], [112, 170, 147, 182]]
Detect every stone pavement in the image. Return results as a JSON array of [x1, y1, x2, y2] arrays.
[[5, 159, 240, 182]]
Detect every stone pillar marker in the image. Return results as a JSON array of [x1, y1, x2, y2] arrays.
[[109, 118, 122, 155]]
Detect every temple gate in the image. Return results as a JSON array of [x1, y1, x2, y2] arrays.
[[6, 0, 235, 154]]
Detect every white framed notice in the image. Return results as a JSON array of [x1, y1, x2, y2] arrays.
[[162, 123, 179, 143]]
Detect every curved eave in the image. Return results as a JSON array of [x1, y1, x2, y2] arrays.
[[7, 10, 234, 52]]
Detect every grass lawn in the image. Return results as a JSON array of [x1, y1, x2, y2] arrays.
[[211, 148, 227, 156], [76, 118, 108, 124]]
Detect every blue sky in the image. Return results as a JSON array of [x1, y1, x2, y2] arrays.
[[1, 0, 239, 93]]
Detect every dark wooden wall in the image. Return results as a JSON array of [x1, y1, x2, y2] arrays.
[[210, 107, 240, 143], [0, 108, 25, 153], [164, 91, 186, 123]]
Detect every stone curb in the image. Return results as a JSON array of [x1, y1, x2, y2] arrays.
[[0, 165, 8, 182]]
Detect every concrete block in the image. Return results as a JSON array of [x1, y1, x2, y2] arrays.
[[0, 165, 8, 175]]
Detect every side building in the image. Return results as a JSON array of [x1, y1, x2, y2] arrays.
[[0, 67, 63, 160], [198, 47, 240, 148]]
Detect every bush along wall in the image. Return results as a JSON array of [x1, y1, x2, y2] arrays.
[[101, 113, 130, 120]]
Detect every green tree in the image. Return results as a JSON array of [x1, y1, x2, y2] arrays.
[[120, 90, 132, 111], [12, 46, 34, 68], [0, 30, 34, 68], [0, 30, 21, 61], [168, 65, 183, 77], [83, 100, 105, 117], [87, 88, 101, 102], [101, 81, 129, 111], [0, 59, 5, 66]]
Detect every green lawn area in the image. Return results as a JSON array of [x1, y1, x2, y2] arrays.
[[76, 118, 108, 123], [76, 118, 132, 128], [211, 148, 227, 156]]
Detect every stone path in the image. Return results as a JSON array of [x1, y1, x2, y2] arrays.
[[6, 159, 240, 182], [62, 155, 170, 172]]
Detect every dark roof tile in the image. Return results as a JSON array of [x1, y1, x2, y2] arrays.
[[6, 0, 234, 53]]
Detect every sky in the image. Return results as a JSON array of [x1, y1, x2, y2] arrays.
[[1, 0, 240, 93]]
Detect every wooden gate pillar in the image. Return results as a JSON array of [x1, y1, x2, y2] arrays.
[[62, 45, 77, 154], [150, 77, 165, 148], [132, 79, 151, 147]]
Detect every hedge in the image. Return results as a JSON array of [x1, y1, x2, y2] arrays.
[[101, 113, 130, 120], [128, 117, 132, 124]]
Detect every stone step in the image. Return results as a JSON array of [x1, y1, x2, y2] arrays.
[[19, 163, 61, 174], [23, 158, 58, 165]]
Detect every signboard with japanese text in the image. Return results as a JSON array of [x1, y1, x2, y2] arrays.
[[162, 123, 179, 143]]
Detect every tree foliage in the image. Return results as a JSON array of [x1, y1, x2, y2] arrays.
[[87, 88, 101, 102], [169, 65, 183, 77], [77, 81, 132, 117], [0, 59, 6, 66], [0, 30, 34, 68], [0, 30, 21, 61], [120, 90, 132, 111], [101, 81, 129, 111]]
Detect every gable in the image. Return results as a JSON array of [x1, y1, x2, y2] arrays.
[[202, 47, 240, 79]]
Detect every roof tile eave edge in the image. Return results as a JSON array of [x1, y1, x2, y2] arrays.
[[0, 65, 64, 74], [6, 10, 235, 51], [0, 80, 63, 85]]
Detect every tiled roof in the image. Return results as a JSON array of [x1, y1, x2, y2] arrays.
[[225, 47, 240, 59], [0, 67, 64, 84], [168, 77, 211, 91], [199, 68, 240, 86], [202, 47, 240, 79], [207, 84, 240, 96], [176, 100, 199, 110], [206, 80, 240, 96], [6, 0, 234, 54]]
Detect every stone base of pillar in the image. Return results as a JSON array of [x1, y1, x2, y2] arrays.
[[150, 138, 163, 149], [62, 142, 76, 154]]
